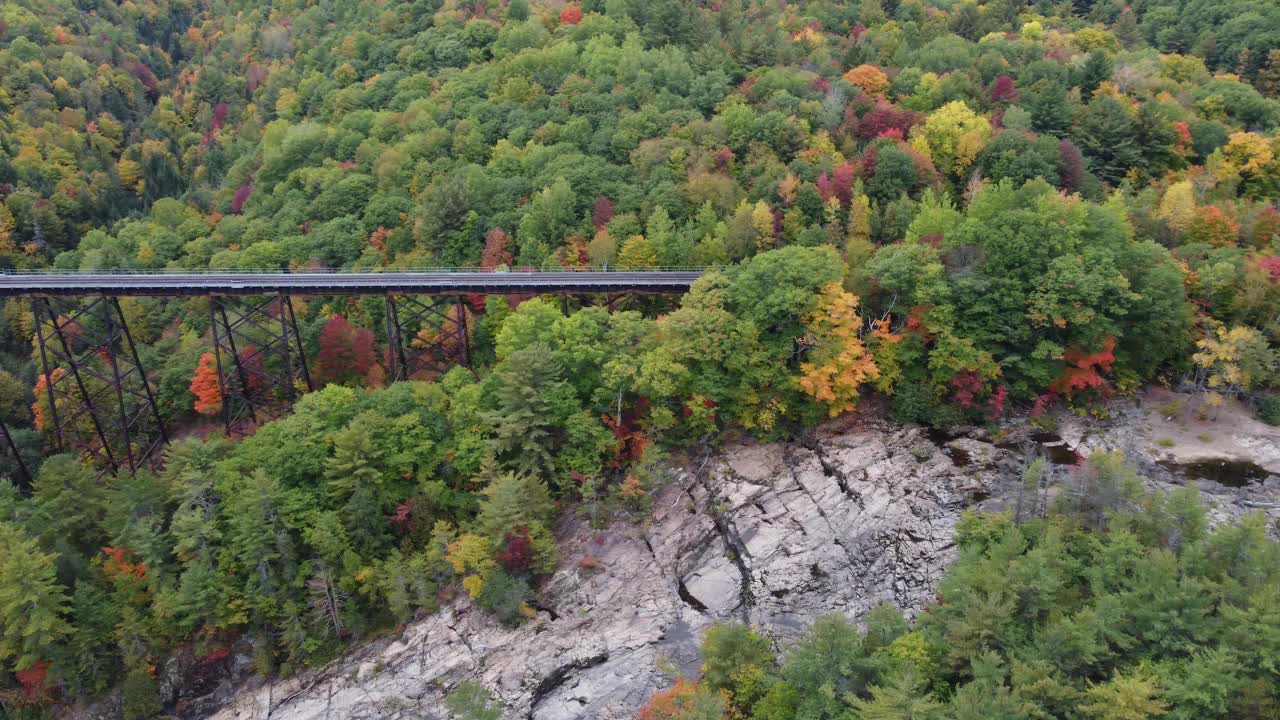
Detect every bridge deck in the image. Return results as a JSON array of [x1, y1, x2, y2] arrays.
[[0, 270, 704, 297]]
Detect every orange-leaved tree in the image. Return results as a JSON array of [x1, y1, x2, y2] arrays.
[[560, 5, 583, 25], [639, 678, 729, 720], [1048, 337, 1116, 396], [843, 64, 889, 97], [190, 352, 222, 416], [798, 282, 879, 416], [31, 369, 66, 431]]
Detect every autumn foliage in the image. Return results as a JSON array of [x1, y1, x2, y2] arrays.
[[816, 161, 856, 206], [481, 228, 514, 269], [798, 283, 879, 416], [230, 183, 252, 214], [8, 0, 1280, 709], [313, 315, 379, 386], [31, 369, 65, 431], [638, 678, 705, 720], [102, 546, 148, 580], [495, 526, 533, 574], [1048, 337, 1116, 395], [559, 5, 583, 25], [190, 352, 222, 416], [1257, 254, 1280, 281], [853, 101, 918, 141], [990, 75, 1020, 104], [15, 660, 51, 704], [843, 64, 889, 96], [1186, 206, 1241, 247]]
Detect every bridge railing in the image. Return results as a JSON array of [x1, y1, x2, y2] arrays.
[[0, 265, 722, 275]]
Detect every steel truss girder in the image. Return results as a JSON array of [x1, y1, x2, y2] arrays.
[[547, 293, 631, 316], [210, 294, 311, 437], [385, 295, 470, 382], [32, 295, 168, 474]]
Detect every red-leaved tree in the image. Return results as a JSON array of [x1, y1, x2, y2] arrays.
[[16, 660, 51, 704], [853, 101, 918, 142], [990, 75, 1019, 104], [1058, 139, 1085, 193], [230, 183, 252, 214], [816, 161, 856, 206], [1257, 254, 1280, 281], [481, 228, 514, 269], [495, 526, 534, 574], [592, 196, 615, 230], [560, 5, 583, 24], [313, 316, 378, 386], [467, 228, 516, 308], [1049, 337, 1116, 395]]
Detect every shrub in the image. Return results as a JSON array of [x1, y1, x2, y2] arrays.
[[475, 568, 532, 626], [1257, 395, 1280, 426], [121, 665, 162, 720]]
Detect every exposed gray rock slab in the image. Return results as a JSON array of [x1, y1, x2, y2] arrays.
[[199, 423, 978, 720]]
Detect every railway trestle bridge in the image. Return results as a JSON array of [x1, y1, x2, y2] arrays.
[[0, 269, 703, 489]]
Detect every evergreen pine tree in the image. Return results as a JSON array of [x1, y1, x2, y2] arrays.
[[29, 454, 107, 574], [1113, 7, 1139, 48], [0, 522, 71, 671], [326, 420, 390, 558], [103, 470, 174, 579], [484, 344, 577, 477], [1076, 95, 1141, 185], [1133, 102, 1180, 179], [121, 663, 163, 720], [475, 472, 554, 539], [326, 421, 383, 499], [849, 668, 949, 720], [1078, 52, 1114, 102], [64, 580, 122, 696], [223, 470, 296, 611], [647, 207, 689, 267]]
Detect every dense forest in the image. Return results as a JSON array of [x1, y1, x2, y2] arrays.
[[1, 0, 1279, 716]]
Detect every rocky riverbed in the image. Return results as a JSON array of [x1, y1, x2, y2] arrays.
[[76, 393, 1280, 720]]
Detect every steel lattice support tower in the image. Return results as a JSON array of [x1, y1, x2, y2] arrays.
[[210, 294, 312, 436], [32, 296, 168, 474], [0, 417, 32, 494], [385, 295, 471, 382]]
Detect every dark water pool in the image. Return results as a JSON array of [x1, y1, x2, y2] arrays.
[[996, 432, 1079, 465], [1158, 458, 1272, 488]]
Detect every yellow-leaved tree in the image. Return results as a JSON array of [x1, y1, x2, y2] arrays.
[[1191, 323, 1276, 415], [618, 234, 658, 268], [751, 200, 775, 250], [798, 282, 880, 416], [445, 533, 494, 599], [909, 101, 991, 178], [0, 204, 14, 254], [1156, 180, 1196, 233], [1213, 131, 1274, 180]]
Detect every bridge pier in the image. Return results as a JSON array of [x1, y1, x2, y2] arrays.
[[210, 294, 311, 436], [385, 295, 471, 381], [32, 296, 168, 474], [0, 417, 33, 494]]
